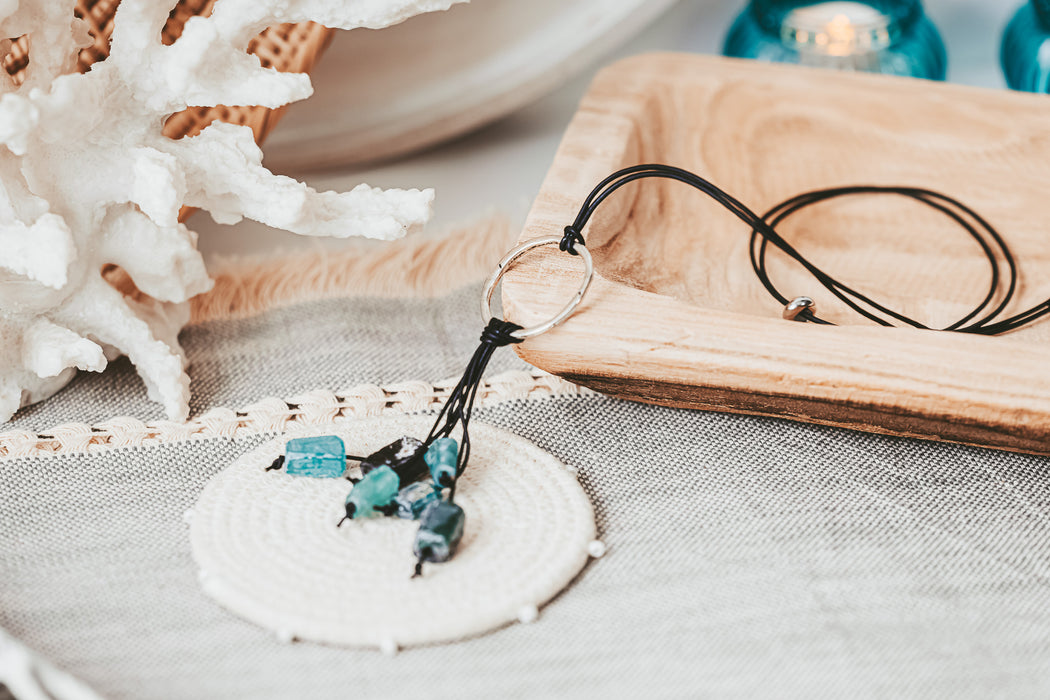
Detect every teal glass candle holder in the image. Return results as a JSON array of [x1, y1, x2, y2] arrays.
[[723, 0, 947, 80], [1001, 0, 1050, 93]]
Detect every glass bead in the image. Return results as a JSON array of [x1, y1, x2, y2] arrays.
[[424, 437, 458, 487], [359, 436, 428, 487], [345, 466, 400, 519], [394, 481, 442, 520], [413, 500, 465, 564], [284, 435, 346, 478]]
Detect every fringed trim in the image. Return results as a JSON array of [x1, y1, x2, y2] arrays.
[[0, 369, 592, 459], [191, 213, 518, 324]]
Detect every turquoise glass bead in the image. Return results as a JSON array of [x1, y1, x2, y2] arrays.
[[343, 466, 400, 520], [424, 437, 458, 487], [394, 481, 442, 520], [413, 500, 465, 569], [284, 435, 346, 478]]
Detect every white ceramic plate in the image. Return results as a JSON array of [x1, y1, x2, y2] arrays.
[[261, 0, 679, 170]]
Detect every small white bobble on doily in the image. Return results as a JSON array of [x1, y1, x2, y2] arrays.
[[564, 464, 579, 476], [517, 605, 539, 624], [182, 509, 194, 525], [380, 637, 399, 656], [275, 629, 296, 645], [588, 540, 607, 558], [198, 570, 225, 598]]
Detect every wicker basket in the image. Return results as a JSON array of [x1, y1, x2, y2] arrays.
[[4, 0, 333, 145]]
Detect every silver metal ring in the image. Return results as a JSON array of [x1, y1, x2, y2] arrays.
[[481, 236, 594, 339]]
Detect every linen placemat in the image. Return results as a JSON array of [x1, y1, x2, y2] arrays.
[[3, 221, 1050, 698]]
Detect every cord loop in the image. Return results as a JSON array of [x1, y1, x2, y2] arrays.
[[560, 226, 585, 255], [480, 318, 525, 346]]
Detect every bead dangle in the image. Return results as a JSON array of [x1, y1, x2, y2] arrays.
[[266, 162, 1041, 578], [266, 318, 535, 577]]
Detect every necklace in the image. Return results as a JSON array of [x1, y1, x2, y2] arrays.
[[266, 162, 1036, 575]]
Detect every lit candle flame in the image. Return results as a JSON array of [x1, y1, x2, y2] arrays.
[[783, 2, 893, 57], [824, 14, 858, 56]]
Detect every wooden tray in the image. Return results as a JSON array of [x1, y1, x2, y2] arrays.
[[503, 53, 1050, 455]]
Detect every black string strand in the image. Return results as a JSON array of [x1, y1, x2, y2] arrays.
[[424, 318, 523, 499], [426, 164, 1046, 488], [750, 186, 1017, 331], [566, 164, 1042, 336]]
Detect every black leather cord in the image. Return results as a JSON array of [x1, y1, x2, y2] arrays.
[[563, 164, 1042, 335], [425, 318, 523, 499]]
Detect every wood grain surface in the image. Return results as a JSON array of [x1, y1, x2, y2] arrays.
[[503, 53, 1050, 454]]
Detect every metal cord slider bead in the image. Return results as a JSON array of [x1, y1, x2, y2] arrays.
[[783, 296, 816, 321]]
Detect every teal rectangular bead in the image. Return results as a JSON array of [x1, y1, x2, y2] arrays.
[[424, 437, 458, 487], [285, 435, 346, 477], [414, 500, 465, 563]]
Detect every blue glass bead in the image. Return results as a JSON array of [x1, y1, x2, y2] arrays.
[[284, 435, 346, 478], [394, 481, 442, 520], [343, 466, 400, 520], [424, 437, 458, 487], [359, 436, 428, 487], [413, 500, 465, 567]]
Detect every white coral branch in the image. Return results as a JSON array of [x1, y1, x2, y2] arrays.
[[170, 122, 434, 238], [0, 1, 90, 88], [0, 212, 73, 288], [207, 0, 464, 49], [23, 318, 107, 378], [97, 206, 212, 303], [54, 279, 192, 421], [0, 0, 465, 423]]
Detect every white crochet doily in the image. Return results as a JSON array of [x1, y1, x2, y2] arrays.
[[188, 415, 597, 650]]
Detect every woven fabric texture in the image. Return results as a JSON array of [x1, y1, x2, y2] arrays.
[[3, 287, 1050, 698], [0, 368, 589, 458], [5, 286, 529, 431], [3, 396, 1050, 698]]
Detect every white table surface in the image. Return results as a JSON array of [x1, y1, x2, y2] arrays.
[[194, 0, 1024, 264]]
